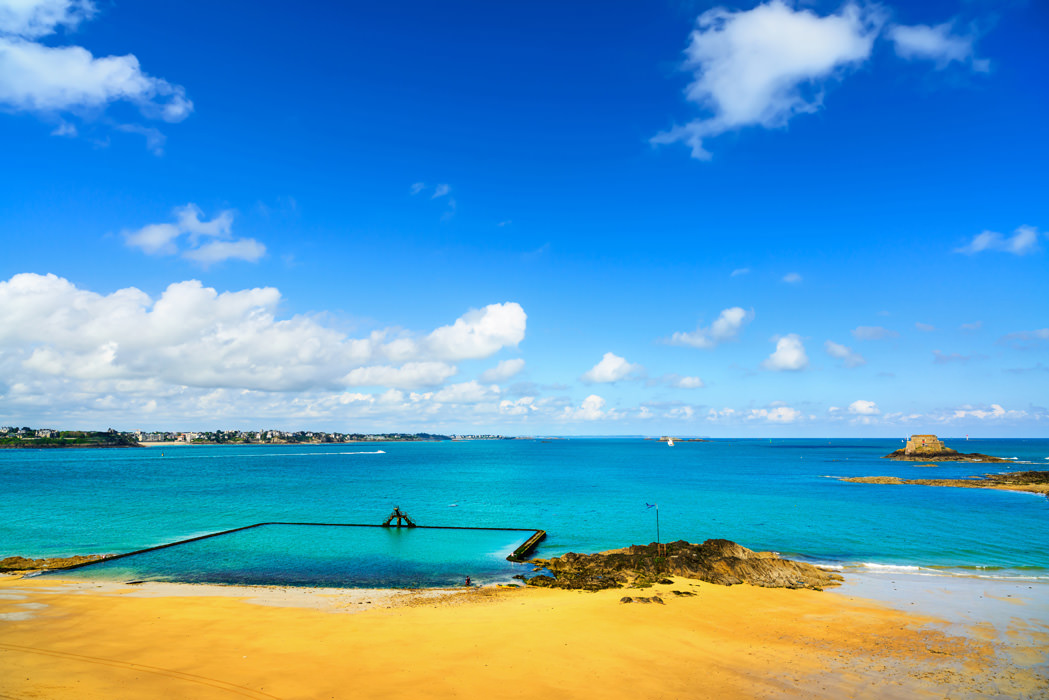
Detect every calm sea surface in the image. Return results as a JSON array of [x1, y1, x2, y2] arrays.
[[2, 438, 1047, 583]]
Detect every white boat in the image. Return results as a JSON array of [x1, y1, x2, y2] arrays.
[[667, 437, 674, 447]]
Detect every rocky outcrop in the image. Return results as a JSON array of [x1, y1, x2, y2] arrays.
[[883, 449, 1010, 462], [526, 539, 842, 591], [0, 554, 107, 572], [839, 471, 1049, 496]]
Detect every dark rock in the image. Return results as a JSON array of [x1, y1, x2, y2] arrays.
[[620, 596, 664, 605], [883, 449, 1009, 463], [529, 539, 842, 592]]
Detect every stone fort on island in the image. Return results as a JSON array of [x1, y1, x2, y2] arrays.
[[903, 434, 951, 455]]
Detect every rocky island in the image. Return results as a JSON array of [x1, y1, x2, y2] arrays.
[[526, 539, 842, 592], [883, 434, 1010, 462], [839, 471, 1049, 497]]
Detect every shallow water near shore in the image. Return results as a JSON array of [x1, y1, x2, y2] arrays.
[[3, 438, 1047, 585]]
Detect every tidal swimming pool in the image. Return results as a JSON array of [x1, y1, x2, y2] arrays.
[[48, 523, 540, 588]]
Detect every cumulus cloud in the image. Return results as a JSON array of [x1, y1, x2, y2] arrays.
[[0, 1, 192, 145], [499, 396, 536, 416], [479, 358, 525, 383], [424, 303, 526, 361], [888, 22, 986, 71], [560, 394, 620, 421], [852, 326, 898, 341], [670, 374, 704, 389], [946, 404, 1026, 421], [848, 399, 879, 415], [124, 204, 265, 266], [430, 380, 500, 404], [0, 274, 526, 410], [763, 334, 808, 371], [652, 0, 881, 159], [667, 405, 695, 420], [825, 340, 865, 367], [0, 0, 94, 38], [669, 306, 754, 349], [342, 362, 457, 390], [581, 352, 642, 384], [748, 406, 802, 423], [955, 226, 1042, 256], [782, 272, 802, 284]]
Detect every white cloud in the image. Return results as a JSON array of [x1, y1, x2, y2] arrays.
[[125, 204, 265, 266], [499, 396, 535, 416], [748, 406, 802, 423], [946, 404, 1026, 421], [852, 325, 898, 341], [0, 1, 192, 143], [848, 399, 879, 415], [672, 375, 704, 389], [0, 0, 93, 38], [730, 267, 750, 277], [581, 352, 641, 384], [431, 380, 500, 404], [915, 322, 935, 332], [763, 334, 808, 371], [0, 274, 527, 410], [424, 302, 526, 361], [782, 272, 802, 284], [479, 358, 525, 382], [562, 394, 616, 421], [342, 362, 457, 390], [824, 340, 865, 368], [432, 184, 451, 199], [667, 406, 695, 420], [409, 182, 426, 195], [669, 306, 753, 349], [960, 321, 982, 332], [183, 239, 266, 266], [955, 226, 1041, 256], [888, 22, 984, 70], [652, 0, 880, 159], [706, 407, 737, 422]]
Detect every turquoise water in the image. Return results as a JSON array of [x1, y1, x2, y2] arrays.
[[50, 524, 533, 587], [2, 438, 1047, 583]]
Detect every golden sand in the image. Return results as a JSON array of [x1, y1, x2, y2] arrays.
[[0, 574, 1044, 700]]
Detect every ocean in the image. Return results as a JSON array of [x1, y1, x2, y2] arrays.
[[2, 438, 1047, 585]]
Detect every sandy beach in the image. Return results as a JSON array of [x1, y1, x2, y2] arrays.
[[1, 573, 1045, 700]]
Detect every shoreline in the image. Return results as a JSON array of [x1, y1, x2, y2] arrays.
[[2, 570, 1045, 699]]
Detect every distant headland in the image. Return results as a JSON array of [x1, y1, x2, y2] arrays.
[[0, 426, 517, 448]]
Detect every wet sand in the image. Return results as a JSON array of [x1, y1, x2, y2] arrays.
[[1, 573, 1046, 699]]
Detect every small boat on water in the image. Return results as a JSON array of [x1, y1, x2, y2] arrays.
[[667, 437, 674, 447]]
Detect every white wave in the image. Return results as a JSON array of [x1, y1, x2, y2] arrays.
[[856, 563, 924, 573], [847, 562, 1049, 582]]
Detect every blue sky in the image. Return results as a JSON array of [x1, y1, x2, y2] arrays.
[[0, 0, 1046, 436]]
